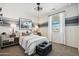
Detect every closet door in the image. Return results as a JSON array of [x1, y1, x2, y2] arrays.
[[66, 26, 78, 48], [65, 17, 78, 48]]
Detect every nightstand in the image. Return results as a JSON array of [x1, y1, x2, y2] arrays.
[[0, 37, 19, 49]]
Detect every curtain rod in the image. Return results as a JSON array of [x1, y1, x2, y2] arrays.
[[48, 10, 65, 17]]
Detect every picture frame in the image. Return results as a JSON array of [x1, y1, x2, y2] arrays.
[[52, 20, 60, 32], [52, 14, 60, 32], [19, 18, 32, 30]]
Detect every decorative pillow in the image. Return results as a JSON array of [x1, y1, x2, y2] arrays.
[[22, 32, 26, 36], [26, 30, 32, 35]]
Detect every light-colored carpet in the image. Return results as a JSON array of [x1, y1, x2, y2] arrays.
[[0, 43, 79, 56]]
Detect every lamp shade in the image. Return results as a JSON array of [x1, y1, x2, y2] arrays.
[[10, 23, 16, 28]]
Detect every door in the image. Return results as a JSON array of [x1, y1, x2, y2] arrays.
[[65, 21, 78, 48], [51, 12, 65, 44]]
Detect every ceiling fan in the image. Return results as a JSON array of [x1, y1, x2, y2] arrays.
[[34, 3, 43, 11]]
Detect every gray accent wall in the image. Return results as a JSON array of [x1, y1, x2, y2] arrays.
[[65, 16, 78, 26], [39, 16, 79, 27], [39, 22, 48, 27]]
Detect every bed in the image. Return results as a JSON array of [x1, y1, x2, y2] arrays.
[[19, 34, 49, 55]]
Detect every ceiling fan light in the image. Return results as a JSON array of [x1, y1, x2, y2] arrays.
[[34, 7, 43, 11]]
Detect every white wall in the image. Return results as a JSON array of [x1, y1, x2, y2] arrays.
[[38, 15, 48, 37], [65, 4, 78, 18], [39, 27, 48, 37], [0, 26, 12, 34]]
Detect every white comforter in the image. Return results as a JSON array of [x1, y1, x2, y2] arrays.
[[19, 34, 49, 55]]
